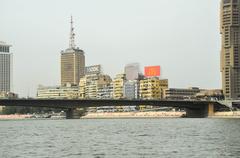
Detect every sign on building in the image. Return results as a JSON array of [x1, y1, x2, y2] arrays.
[[85, 65, 102, 75], [144, 66, 160, 77]]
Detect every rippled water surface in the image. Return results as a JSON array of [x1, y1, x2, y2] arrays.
[[0, 118, 240, 158]]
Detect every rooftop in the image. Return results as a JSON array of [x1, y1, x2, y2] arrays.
[[0, 41, 11, 47]]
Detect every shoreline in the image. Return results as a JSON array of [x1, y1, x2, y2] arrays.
[[82, 111, 185, 119], [209, 111, 240, 118], [0, 114, 32, 120], [1, 111, 240, 120]]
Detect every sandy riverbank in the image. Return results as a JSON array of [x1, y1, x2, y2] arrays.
[[209, 111, 240, 118], [0, 114, 32, 120], [1, 111, 239, 120], [82, 111, 186, 119]]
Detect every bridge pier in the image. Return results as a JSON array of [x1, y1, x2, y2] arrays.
[[185, 103, 215, 118], [207, 103, 214, 117], [66, 108, 81, 119], [185, 107, 206, 118]]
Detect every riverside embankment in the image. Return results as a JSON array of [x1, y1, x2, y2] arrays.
[[0, 114, 32, 120], [82, 111, 186, 119], [209, 111, 240, 118]]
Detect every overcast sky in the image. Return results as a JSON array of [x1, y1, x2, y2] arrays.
[[1, 0, 221, 97]]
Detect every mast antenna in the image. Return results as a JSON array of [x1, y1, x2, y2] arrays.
[[69, 16, 76, 49]]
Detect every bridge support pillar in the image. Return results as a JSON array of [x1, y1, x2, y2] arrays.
[[208, 103, 214, 117], [66, 108, 81, 119], [185, 107, 206, 118], [185, 103, 215, 118]]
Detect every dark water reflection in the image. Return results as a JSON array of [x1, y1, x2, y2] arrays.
[[0, 118, 240, 158]]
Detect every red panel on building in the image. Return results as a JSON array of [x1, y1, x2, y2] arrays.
[[144, 66, 160, 77]]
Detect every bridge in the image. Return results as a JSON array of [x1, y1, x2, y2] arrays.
[[0, 99, 228, 119]]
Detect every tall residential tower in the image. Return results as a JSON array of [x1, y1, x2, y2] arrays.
[[0, 41, 12, 92], [220, 0, 240, 99], [61, 17, 85, 86]]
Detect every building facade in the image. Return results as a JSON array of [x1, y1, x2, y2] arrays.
[[79, 77, 86, 98], [220, 0, 240, 99], [37, 84, 79, 99], [139, 78, 168, 100], [195, 89, 224, 101], [159, 79, 168, 99], [61, 17, 85, 86], [113, 74, 126, 99], [61, 49, 85, 86], [123, 80, 139, 99], [97, 83, 113, 99], [164, 87, 201, 100], [80, 65, 112, 99], [85, 74, 112, 99], [0, 41, 12, 92]]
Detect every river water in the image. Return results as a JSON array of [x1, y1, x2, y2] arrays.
[[0, 118, 240, 158]]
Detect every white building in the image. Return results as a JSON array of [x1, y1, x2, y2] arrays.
[[37, 84, 79, 99], [123, 80, 139, 99], [0, 41, 12, 92]]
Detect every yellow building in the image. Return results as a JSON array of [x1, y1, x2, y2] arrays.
[[113, 74, 126, 99], [139, 78, 168, 111], [79, 77, 86, 99], [159, 79, 168, 99], [140, 78, 168, 99]]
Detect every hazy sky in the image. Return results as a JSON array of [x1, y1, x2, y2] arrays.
[[1, 0, 221, 97]]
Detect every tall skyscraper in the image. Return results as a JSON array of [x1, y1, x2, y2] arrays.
[[0, 41, 12, 92], [220, 0, 240, 99], [61, 17, 85, 86]]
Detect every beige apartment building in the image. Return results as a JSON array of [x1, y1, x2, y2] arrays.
[[79, 77, 86, 98], [79, 65, 112, 99], [85, 74, 112, 99], [113, 74, 126, 99], [220, 0, 240, 99]]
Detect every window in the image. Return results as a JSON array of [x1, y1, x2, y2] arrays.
[[224, 0, 230, 4]]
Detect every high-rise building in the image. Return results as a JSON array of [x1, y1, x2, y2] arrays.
[[0, 41, 12, 92], [124, 63, 140, 80], [220, 0, 240, 99], [61, 17, 85, 86]]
